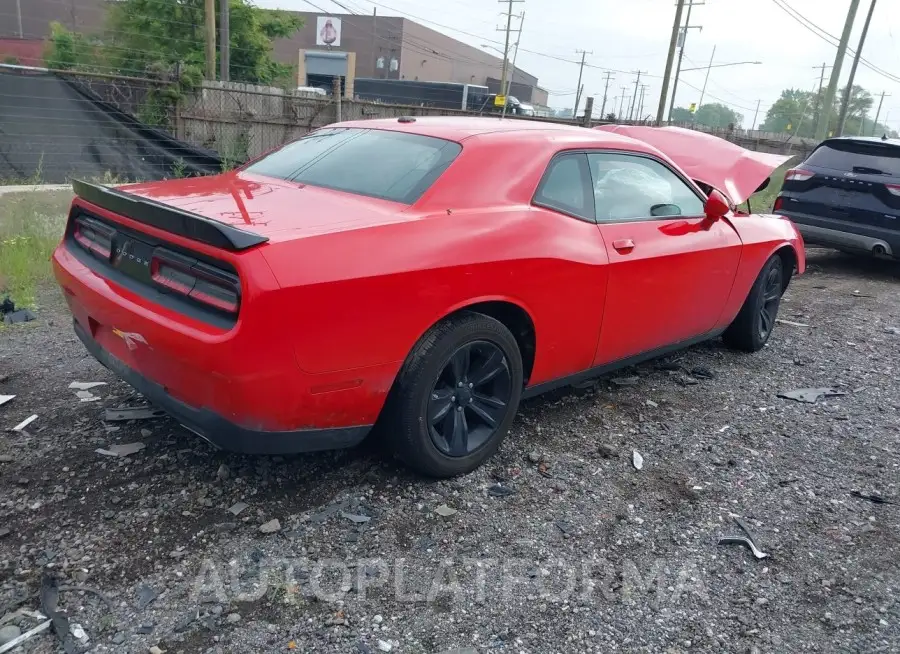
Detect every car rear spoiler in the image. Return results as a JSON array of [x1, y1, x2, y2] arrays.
[[71, 179, 268, 251]]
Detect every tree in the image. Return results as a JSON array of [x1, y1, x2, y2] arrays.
[[761, 85, 885, 138], [670, 103, 742, 129], [45, 0, 302, 86]]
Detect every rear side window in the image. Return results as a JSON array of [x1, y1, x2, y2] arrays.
[[806, 141, 900, 176], [533, 153, 594, 221], [245, 128, 462, 203]]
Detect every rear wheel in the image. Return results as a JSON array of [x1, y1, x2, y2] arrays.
[[723, 254, 785, 352], [384, 312, 523, 478]]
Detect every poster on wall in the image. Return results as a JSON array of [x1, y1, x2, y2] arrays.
[[317, 17, 342, 47]]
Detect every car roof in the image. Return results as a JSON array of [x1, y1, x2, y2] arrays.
[[821, 135, 900, 147], [334, 115, 638, 145]]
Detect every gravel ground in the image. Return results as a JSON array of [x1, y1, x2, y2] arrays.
[[0, 248, 898, 654]]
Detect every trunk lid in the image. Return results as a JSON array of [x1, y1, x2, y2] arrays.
[[117, 171, 408, 244], [595, 125, 790, 205]]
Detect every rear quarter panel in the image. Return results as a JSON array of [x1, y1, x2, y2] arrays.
[[716, 213, 806, 328], [261, 133, 611, 387]]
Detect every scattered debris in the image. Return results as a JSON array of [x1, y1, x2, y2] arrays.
[[70, 623, 88, 645], [718, 425, 732, 433], [597, 444, 618, 459], [0, 621, 51, 654], [341, 512, 372, 523], [676, 376, 700, 386], [96, 442, 146, 458], [0, 528, 9, 538], [884, 326, 900, 335], [226, 613, 241, 624], [632, 450, 644, 470], [149, 646, 166, 654], [259, 519, 281, 534], [104, 406, 165, 422], [610, 375, 640, 387], [527, 451, 542, 464], [850, 491, 894, 505], [487, 484, 516, 498], [645, 399, 658, 408], [216, 464, 230, 481], [228, 502, 248, 516], [136, 625, 154, 635], [690, 366, 715, 379], [377, 640, 393, 652], [435, 504, 457, 517], [68, 381, 107, 390], [3, 309, 36, 325], [136, 584, 158, 610], [537, 460, 552, 477], [40, 575, 79, 654], [76, 390, 101, 403], [10, 415, 37, 432], [777, 388, 846, 404], [555, 520, 572, 534], [776, 319, 810, 328], [718, 517, 770, 560], [0, 395, 14, 407], [0, 626, 22, 648]]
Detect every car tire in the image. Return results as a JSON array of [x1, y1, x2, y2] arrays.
[[384, 311, 523, 478], [723, 254, 785, 352]]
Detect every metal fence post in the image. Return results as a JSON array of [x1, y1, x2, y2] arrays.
[[333, 77, 342, 123]]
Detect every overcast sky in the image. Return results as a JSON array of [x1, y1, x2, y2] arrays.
[[257, 0, 900, 127]]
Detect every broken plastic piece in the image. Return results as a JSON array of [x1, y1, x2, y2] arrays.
[[718, 517, 770, 560], [775, 319, 810, 327], [10, 415, 37, 432], [95, 442, 145, 457], [0, 395, 14, 407], [0, 620, 52, 654], [68, 381, 107, 390], [632, 450, 644, 470], [777, 388, 846, 404], [104, 406, 165, 421], [3, 309, 36, 324]]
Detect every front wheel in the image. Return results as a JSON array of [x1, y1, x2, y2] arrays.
[[722, 254, 785, 352], [384, 312, 523, 478]]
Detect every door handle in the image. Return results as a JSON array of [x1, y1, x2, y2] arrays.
[[612, 238, 635, 253]]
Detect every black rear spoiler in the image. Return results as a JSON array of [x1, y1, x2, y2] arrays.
[[72, 179, 268, 251]]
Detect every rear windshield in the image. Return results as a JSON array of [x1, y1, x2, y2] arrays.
[[244, 127, 462, 203], [806, 141, 900, 176]]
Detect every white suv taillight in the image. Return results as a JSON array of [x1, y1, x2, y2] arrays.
[[886, 183, 900, 196], [784, 168, 814, 182]]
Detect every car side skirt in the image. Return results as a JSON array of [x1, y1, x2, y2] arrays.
[[521, 329, 725, 399]]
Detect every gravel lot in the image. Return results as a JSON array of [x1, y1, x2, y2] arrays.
[[1, 248, 898, 654]]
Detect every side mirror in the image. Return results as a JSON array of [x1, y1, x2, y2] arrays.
[[704, 189, 730, 222]]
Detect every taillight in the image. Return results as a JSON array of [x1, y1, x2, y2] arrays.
[[887, 184, 900, 196], [773, 196, 784, 212], [784, 168, 814, 182], [150, 249, 240, 314], [73, 217, 114, 260]]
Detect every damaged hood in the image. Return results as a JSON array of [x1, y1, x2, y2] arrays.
[[594, 125, 790, 205]]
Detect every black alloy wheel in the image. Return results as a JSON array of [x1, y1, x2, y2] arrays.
[[427, 341, 512, 457], [757, 257, 784, 340]]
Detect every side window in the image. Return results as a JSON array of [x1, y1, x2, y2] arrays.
[[588, 152, 706, 223], [533, 153, 594, 221]]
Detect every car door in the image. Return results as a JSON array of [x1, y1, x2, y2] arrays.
[[588, 151, 742, 365]]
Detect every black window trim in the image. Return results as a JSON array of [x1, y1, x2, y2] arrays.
[[531, 151, 597, 223], [586, 148, 709, 225]]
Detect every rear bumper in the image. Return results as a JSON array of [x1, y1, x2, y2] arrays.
[[74, 320, 371, 454], [778, 209, 900, 257]]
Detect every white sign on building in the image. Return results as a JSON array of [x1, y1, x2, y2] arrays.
[[316, 17, 342, 47]]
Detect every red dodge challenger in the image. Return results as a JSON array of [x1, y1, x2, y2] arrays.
[[52, 118, 804, 477]]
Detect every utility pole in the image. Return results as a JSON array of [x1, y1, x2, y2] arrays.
[[638, 83, 650, 121], [629, 71, 645, 121], [15, 0, 23, 38], [372, 8, 378, 76], [204, 0, 216, 80], [816, 0, 862, 140], [751, 99, 761, 130], [504, 11, 525, 117], [668, 0, 704, 122], [872, 91, 889, 136], [618, 86, 629, 119], [599, 71, 614, 118], [812, 62, 830, 128], [692, 44, 716, 123], [574, 49, 592, 116], [497, 0, 524, 120], [656, 0, 686, 125], [838, 0, 877, 135], [219, 0, 230, 81]]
